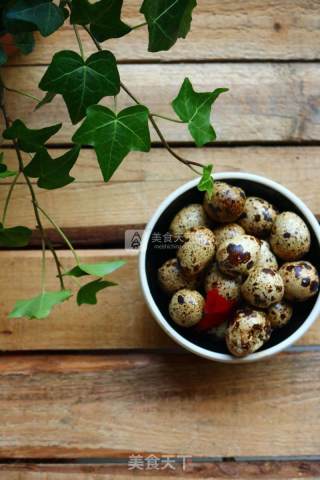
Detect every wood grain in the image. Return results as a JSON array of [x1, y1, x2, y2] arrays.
[[0, 351, 319, 457], [0, 250, 319, 351], [1, 461, 320, 479], [1, 147, 320, 240], [2, 63, 320, 143], [6, 0, 320, 64]]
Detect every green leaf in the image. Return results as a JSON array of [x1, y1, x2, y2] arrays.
[[0, 45, 7, 65], [70, 0, 131, 42], [24, 145, 80, 189], [172, 78, 228, 147], [3, 120, 62, 152], [140, 0, 197, 52], [64, 260, 126, 278], [0, 224, 32, 247], [39, 50, 120, 124], [73, 105, 151, 181], [9, 289, 72, 319], [4, 0, 65, 37], [77, 279, 116, 306], [198, 164, 214, 198], [35, 91, 56, 111], [13, 32, 35, 54], [0, 152, 17, 178]]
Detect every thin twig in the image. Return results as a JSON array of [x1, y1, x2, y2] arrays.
[[0, 103, 65, 290], [37, 205, 81, 265], [3, 85, 41, 102], [1, 171, 20, 225], [131, 21, 147, 30], [73, 24, 85, 60]]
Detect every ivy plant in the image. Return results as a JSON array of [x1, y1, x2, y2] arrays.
[[0, 0, 228, 319]]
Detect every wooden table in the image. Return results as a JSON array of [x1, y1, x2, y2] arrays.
[[1, 1, 320, 478]]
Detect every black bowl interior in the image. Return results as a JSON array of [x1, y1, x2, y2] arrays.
[[145, 178, 320, 354]]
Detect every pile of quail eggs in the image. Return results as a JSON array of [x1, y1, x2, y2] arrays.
[[157, 181, 319, 357]]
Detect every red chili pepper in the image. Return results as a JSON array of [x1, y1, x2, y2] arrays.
[[196, 288, 237, 332]]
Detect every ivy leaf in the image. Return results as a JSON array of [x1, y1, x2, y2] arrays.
[[39, 50, 120, 124], [198, 164, 214, 198], [24, 145, 80, 189], [77, 279, 116, 306], [3, 120, 62, 152], [64, 260, 126, 278], [3, 0, 65, 37], [13, 32, 35, 54], [70, 0, 131, 42], [0, 152, 17, 179], [140, 0, 197, 52], [73, 105, 150, 181], [0, 224, 32, 247], [35, 91, 56, 111], [172, 78, 228, 147], [9, 289, 72, 319], [0, 46, 7, 65]]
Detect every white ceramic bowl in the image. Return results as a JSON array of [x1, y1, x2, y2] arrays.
[[139, 172, 320, 363]]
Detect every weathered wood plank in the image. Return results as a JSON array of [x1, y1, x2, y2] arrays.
[[0, 351, 319, 457], [0, 250, 319, 351], [1, 460, 320, 479], [6, 0, 320, 64], [1, 147, 320, 240], [2, 63, 320, 143]]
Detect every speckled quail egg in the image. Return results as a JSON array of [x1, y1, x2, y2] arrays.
[[157, 258, 199, 295], [208, 320, 228, 340], [241, 267, 284, 308], [216, 234, 260, 276], [212, 223, 245, 248], [256, 240, 278, 270], [169, 289, 205, 327], [267, 300, 293, 329], [169, 203, 208, 237], [203, 182, 246, 223], [177, 226, 216, 277], [239, 196, 277, 238], [269, 212, 311, 261], [279, 261, 319, 302], [204, 263, 241, 302], [226, 308, 272, 357]]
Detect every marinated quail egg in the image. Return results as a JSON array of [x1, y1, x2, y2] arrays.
[[216, 234, 260, 276], [270, 212, 311, 261], [169, 204, 208, 237], [203, 182, 246, 223], [239, 196, 277, 238], [226, 308, 272, 357], [279, 261, 319, 302], [177, 226, 216, 277], [241, 267, 284, 308], [268, 300, 293, 328], [256, 240, 278, 270], [169, 289, 205, 327], [157, 258, 198, 295], [204, 263, 241, 302], [212, 223, 245, 248]]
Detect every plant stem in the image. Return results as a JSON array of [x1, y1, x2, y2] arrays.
[[73, 24, 85, 60], [151, 113, 184, 124], [1, 171, 20, 225], [3, 85, 41, 103], [37, 205, 81, 266], [0, 103, 66, 290], [113, 95, 117, 113], [41, 236, 46, 293], [82, 25, 203, 175], [131, 21, 147, 30]]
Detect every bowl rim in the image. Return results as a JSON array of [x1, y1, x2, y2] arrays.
[[139, 172, 320, 363]]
